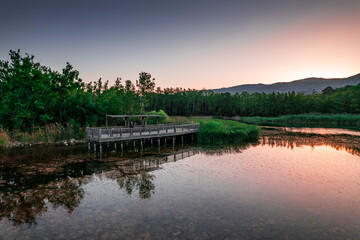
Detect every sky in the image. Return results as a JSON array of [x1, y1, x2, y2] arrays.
[[1, 0, 359, 89]]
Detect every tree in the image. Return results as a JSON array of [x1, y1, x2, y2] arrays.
[[136, 72, 155, 112]]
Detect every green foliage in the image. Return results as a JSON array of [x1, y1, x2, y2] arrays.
[[146, 84, 360, 118], [0, 50, 84, 130], [197, 119, 259, 144], [1, 49, 359, 144], [145, 110, 169, 124]]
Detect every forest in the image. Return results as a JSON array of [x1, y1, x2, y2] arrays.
[[1, 50, 360, 133]]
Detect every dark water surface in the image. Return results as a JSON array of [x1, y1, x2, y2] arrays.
[[1, 129, 360, 239]]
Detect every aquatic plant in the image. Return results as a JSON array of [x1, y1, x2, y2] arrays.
[[197, 119, 259, 144], [239, 114, 360, 128]]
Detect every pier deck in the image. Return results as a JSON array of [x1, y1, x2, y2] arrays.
[[86, 123, 200, 143]]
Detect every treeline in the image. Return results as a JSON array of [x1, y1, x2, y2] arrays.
[[147, 85, 360, 117], [0, 50, 158, 131], [1, 50, 359, 132]]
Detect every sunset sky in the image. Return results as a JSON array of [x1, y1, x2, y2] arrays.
[[1, 0, 359, 89]]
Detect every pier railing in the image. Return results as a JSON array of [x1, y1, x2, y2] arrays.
[[86, 123, 200, 142]]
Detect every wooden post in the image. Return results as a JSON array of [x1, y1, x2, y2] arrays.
[[88, 141, 91, 151], [100, 142, 102, 153], [140, 139, 143, 149], [121, 142, 123, 152], [94, 142, 96, 152]]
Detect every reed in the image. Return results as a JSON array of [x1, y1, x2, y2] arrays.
[[239, 114, 360, 128], [0, 124, 86, 147], [197, 119, 259, 144], [0, 128, 10, 147]]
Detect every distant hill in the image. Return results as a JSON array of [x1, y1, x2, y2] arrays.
[[212, 73, 360, 94]]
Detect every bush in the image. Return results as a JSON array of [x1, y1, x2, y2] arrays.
[[146, 110, 169, 124]]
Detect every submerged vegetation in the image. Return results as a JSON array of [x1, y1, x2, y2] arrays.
[[238, 114, 360, 129]]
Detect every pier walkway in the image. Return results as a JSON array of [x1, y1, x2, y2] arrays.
[[86, 115, 200, 152], [86, 123, 199, 143], [86, 123, 200, 152]]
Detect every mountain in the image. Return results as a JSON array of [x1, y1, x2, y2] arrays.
[[212, 73, 360, 94]]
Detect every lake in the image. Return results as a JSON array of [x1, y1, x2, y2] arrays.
[[1, 128, 360, 239]]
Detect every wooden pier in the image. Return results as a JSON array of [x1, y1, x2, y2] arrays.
[[86, 122, 200, 152]]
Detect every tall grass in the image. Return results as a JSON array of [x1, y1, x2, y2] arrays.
[[0, 124, 86, 147], [239, 114, 360, 128], [197, 119, 259, 144], [0, 128, 11, 147]]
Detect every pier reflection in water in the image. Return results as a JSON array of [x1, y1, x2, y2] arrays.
[[0, 144, 200, 226], [0, 128, 359, 239]]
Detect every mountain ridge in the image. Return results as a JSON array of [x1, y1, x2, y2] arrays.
[[212, 73, 360, 94]]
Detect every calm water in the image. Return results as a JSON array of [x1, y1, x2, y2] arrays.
[[1, 129, 360, 239]]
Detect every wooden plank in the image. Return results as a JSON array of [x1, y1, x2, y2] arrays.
[[86, 123, 199, 143]]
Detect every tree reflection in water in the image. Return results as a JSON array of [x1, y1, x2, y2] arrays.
[[0, 129, 359, 226], [260, 128, 360, 157], [0, 146, 199, 226]]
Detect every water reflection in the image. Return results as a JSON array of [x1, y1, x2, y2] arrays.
[[0, 144, 199, 226], [0, 129, 360, 239], [261, 128, 360, 156]]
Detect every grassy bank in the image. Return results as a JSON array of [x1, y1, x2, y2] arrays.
[[169, 117, 260, 144], [0, 124, 85, 147], [238, 114, 360, 129], [0, 110, 169, 148]]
